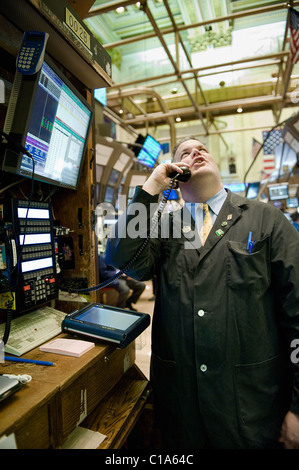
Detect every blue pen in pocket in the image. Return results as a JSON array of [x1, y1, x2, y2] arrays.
[[247, 232, 254, 253], [247, 231, 252, 250]]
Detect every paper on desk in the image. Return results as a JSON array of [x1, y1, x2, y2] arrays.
[[61, 426, 106, 449], [0, 433, 17, 449], [39, 338, 95, 357], [58, 290, 89, 302]]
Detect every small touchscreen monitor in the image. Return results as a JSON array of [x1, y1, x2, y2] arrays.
[[62, 303, 150, 348]]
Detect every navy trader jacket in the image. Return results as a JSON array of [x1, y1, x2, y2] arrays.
[[105, 187, 299, 449]]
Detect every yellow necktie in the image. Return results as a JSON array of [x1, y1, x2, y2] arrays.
[[200, 203, 213, 245]]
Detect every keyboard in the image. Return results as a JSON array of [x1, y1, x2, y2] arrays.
[[0, 306, 66, 356]]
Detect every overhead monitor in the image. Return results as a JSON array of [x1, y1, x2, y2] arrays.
[[246, 182, 260, 199], [268, 183, 289, 201], [133, 134, 162, 168], [108, 169, 120, 187], [286, 197, 298, 208], [163, 189, 179, 200], [94, 87, 107, 106], [104, 185, 115, 203], [224, 183, 246, 193]]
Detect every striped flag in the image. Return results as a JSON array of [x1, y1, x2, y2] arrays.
[[262, 129, 282, 154], [263, 155, 275, 173], [289, 7, 299, 64], [251, 138, 262, 159], [262, 129, 282, 174]]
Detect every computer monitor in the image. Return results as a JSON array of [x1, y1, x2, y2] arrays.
[[107, 169, 120, 187], [163, 189, 179, 200], [224, 183, 246, 193], [133, 134, 162, 168], [104, 186, 115, 203], [94, 87, 107, 107], [1, 55, 94, 190], [246, 182, 260, 199], [286, 197, 299, 208], [268, 183, 289, 201]]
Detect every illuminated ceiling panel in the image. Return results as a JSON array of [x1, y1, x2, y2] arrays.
[[83, 0, 299, 140]]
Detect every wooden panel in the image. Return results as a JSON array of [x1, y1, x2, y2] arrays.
[[71, 0, 95, 19], [58, 342, 136, 444], [0, 376, 58, 449], [0, 335, 149, 450], [81, 365, 150, 449], [14, 397, 57, 449]]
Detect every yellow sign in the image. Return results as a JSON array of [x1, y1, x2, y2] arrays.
[[0, 292, 16, 310], [65, 7, 91, 50]]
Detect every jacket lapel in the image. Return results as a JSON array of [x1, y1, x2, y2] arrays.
[[172, 205, 202, 251], [199, 191, 246, 259], [169, 191, 247, 255]]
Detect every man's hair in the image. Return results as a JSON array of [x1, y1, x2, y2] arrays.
[[171, 136, 201, 161]]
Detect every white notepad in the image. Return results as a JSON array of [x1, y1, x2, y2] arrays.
[[39, 338, 95, 357]]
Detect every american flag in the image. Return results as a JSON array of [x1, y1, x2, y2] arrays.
[[262, 129, 282, 155], [289, 7, 299, 64], [262, 129, 282, 174], [251, 138, 262, 159]]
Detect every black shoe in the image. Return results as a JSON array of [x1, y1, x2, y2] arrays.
[[126, 301, 137, 311]]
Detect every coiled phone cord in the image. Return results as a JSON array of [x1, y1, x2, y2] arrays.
[[68, 179, 175, 294]]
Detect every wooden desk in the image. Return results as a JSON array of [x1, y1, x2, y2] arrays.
[[0, 334, 150, 448]]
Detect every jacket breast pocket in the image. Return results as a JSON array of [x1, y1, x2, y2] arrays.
[[226, 236, 270, 292]]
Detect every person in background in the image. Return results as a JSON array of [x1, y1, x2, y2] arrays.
[[106, 136, 299, 449], [291, 212, 299, 232], [99, 255, 145, 311]]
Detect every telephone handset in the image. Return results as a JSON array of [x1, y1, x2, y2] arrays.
[[16, 31, 49, 75], [169, 166, 191, 182]]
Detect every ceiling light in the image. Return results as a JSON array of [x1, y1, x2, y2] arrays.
[[175, 117, 181, 122], [171, 87, 178, 94], [237, 107, 243, 113], [116, 7, 125, 14], [119, 108, 124, 114]]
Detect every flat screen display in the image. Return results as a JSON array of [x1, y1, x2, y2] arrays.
[[23, 62, 92, 188], [76, 305, 138, 330], [224, 183, 246, 193], [108, 169, 120, 186], [104, 185, 115, 203], [163, 189, 179, 200], [94, 87, 107, 106], [268, 183, 289, 200], [2, 57, 93, 190], [246, 182, 260, 199], [137, 135, 162, 168], [286, 197, 298, 208]]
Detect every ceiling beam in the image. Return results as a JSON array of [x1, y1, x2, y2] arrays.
[[87, 0, 146, 17], [97, 2, 299, 49], [142, 0, 209, 135], [107, 51, 289, 90], [117, 94, 295, 125]]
